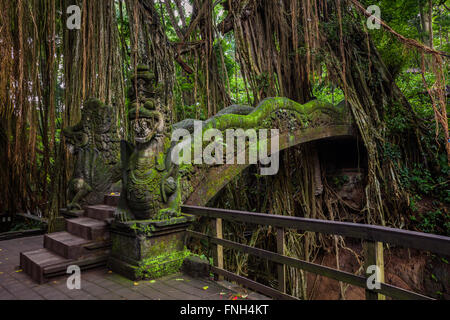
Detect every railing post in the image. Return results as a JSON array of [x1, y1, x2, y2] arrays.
[[276, 227, 286, 293], [363, 240, 385, 300], [212, 218, 224, 281]]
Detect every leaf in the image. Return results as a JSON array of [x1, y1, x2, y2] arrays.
[[133, 282, 139, 286], [202, 286, 209, 290], [15, 269, 23, 273], [149, 280, 156, 283], [175, 278, 184, 281]]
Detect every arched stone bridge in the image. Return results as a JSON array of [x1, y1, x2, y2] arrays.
[[178, 97, 355, 206]]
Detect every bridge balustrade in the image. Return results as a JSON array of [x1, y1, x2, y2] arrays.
[[182, 205, 450, 300]]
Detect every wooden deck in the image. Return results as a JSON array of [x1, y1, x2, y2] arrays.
[[0, 235, 269, 300]]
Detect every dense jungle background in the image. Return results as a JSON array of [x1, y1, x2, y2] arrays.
[[0, 0, 449, 299]]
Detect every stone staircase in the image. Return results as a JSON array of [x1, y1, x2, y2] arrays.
[[20, 194, 119, 284]]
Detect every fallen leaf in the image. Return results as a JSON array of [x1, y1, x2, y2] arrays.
[[202, 286, 209, 290], [15, 269, 23, 273], [149, 280, 156, 283], [220, 292, 227, 296], [133, 282, 139, 286], [175, 278, 184, 281], [107, 270, 113, 274]]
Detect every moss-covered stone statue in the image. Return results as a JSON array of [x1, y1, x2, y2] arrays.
[[63, 98, 121, 211], [114, 65, 182, 222], [108, 65, 192, 280]]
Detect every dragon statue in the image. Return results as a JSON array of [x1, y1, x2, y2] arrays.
[[115, 65, 181, 221], [63, 98, 121, 210]]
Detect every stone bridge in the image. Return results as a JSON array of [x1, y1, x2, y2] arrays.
[[178, 97, 355, 206]]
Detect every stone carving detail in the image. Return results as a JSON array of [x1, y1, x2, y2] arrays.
[[63, 98, 121, 210], [116, 65, 181, 221]]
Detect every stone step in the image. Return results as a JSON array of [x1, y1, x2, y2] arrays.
[[59, 208, 85, 219], [20, 248, 72, 284], [20, 248, 109, 284], [104, 193, 120, 206], [85, 204, 115, 221], [66, 217, 109, 241], [44, 232, 90, 259]]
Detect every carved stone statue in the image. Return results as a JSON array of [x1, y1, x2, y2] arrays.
[[115, 65, 181, 221], [63, 98, 121, 210]]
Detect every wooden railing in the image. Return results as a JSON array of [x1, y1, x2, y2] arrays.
[[182, 205, 450, 300]]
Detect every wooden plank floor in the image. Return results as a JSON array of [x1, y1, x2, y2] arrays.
[[0, 235, 270, 300]]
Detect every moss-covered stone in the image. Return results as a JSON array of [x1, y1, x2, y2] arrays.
[[136, 247, 191, 280], [108, 215, 194, 280]]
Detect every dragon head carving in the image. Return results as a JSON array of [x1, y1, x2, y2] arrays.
[[127, 65, 165, 145]]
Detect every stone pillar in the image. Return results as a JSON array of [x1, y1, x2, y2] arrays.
[[107, 215, 194, 280]]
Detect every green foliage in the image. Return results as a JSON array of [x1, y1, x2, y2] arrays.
[[331, 175, 350, 189], [312, 67, 345, 104], [191, 253, 213, 265], [396, 72, 437, 120], [416, 209, 450, 236], [399, 160, 449, 203], [382, 142, 402, 161], [401, 154, 449, 235], [9, 218, 44, 232]]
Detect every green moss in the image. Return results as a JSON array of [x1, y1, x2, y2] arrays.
[[202, 97, 338, 132], [135, 247, 191, 280], [128, 216, 191, 236]]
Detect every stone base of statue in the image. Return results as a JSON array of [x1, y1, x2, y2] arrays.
[[59, 208, 85, 219], [107, 215, 195, 280]]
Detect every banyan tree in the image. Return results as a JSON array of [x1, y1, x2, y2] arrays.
[[0, 0, 448, 300]]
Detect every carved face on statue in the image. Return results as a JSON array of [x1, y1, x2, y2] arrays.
[[64, 99, 116, 156], [128, 65, 165, 145], [114, 65, 182, 222], [130, 110, 164, 145]]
